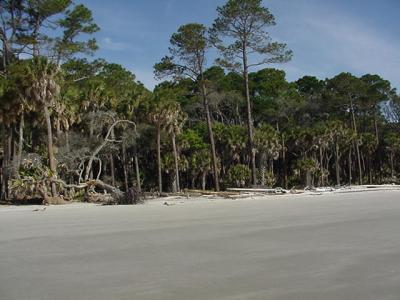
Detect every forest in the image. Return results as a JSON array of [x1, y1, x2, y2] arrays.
[[0, 0, 399, 204]]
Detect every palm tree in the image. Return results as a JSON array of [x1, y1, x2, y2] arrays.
[[165, 102, 187, 193], [21, 58, 61, 196], [254, 124, 282, 187], [148, 98, 169, 193]]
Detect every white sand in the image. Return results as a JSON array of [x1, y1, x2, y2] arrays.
[[1, 190, 400, 299]]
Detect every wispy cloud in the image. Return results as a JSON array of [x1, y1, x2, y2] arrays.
[[100, 37, 128, 51], [81, 0, 399, 91], [306, 14, 400, 87], [164, 0, 176, 17], [270, 1, 400, 89]]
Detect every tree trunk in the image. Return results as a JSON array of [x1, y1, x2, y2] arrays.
[[109, 128, 116, 186], [122, 142, 129, 192], [242, 45, 257, 186], [335, 142, 341, 186], [260, 161, 266, 186], [191, 176, 196, 189], [11, 124, 16, 159], [349, 96, 363, 185], [368, 156, 373, 184], [390, 152, 395, 179], [89, 118, 94, 179], [16, 115, 24, 173], [1, 125, 10, 200], [109, 154, 115, 186], [200, 79, 220, 191], [306, 170, 312, 188], [0, 164, 4, 200], [202, 171, 207, 191], [319, 147, 324, 186], [43, 105, 57, 196], [356, 142, 363, 185], [54, 179, 142, 205], [7, 126, 12, 163], [156, 124, 162, 193], [65, 131, 70, 152], [134, 149, 141, 193], [348, 148, 353, 186], [282, 134, 288, 189], [56, 118, 61, 139], [374, 112, 379, 145], [84, 120, 136, 183], [171, 132, 180, 193]]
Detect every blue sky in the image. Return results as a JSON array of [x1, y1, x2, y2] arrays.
[[79, 0, 400, 91]]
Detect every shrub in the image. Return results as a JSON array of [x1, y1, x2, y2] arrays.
[[226, 164, 251, 188]]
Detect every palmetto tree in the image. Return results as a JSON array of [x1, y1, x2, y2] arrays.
[[324, 120, 351, 186], [19, 58, 61, 196], [148, 95, 170, 193], [155, 23, 221, 191], [384, 133, 400, 179], [254, 124, 282, 186], [165, 102, 187, 193]]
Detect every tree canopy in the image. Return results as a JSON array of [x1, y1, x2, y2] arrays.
[[1, 0, 399, 204]]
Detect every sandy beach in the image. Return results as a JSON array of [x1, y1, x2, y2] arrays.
[[1, 190, 400, 300]]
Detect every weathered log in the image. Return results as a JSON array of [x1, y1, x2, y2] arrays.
[[38, 188, 68, 205], [52, 179, 143, 205]]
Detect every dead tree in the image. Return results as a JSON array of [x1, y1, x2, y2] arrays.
[[84, 119, 136, 182]]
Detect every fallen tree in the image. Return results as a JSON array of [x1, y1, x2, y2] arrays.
[[84, 119, 136, 182], [52, 179, 144, 205], [9, 122, 145, 205]]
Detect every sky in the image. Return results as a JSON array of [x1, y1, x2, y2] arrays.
[[79, 0, 400, 91]]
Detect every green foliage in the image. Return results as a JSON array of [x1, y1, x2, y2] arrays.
[[258, 170, 276, 188], [179, 129, 207, 152], [294, 158, 319, 176], [55, 4, 99, 61], [211, 0, 292, 72], [154, 23, 210, 80], [2, 0, 400, 202], [9, 154, 54, 199], [254, 124, 281, 160], [226, 164, 251, 188]]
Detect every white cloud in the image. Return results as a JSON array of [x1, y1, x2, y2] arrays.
[[307, 14, 400, 80], [100, 37, 127, 51], [265, 0, 400, 89], [164, 0, 176, 17]]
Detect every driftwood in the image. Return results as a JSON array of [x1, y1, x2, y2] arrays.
[[35, 181, 69, 205], [185, 189, 241, 197], [52, 179, 143, 205]]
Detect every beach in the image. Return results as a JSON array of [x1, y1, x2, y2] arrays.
[[1, 190, 400, 300]]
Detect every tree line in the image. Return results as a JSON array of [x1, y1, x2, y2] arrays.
[[1, 0, 399, 203]]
